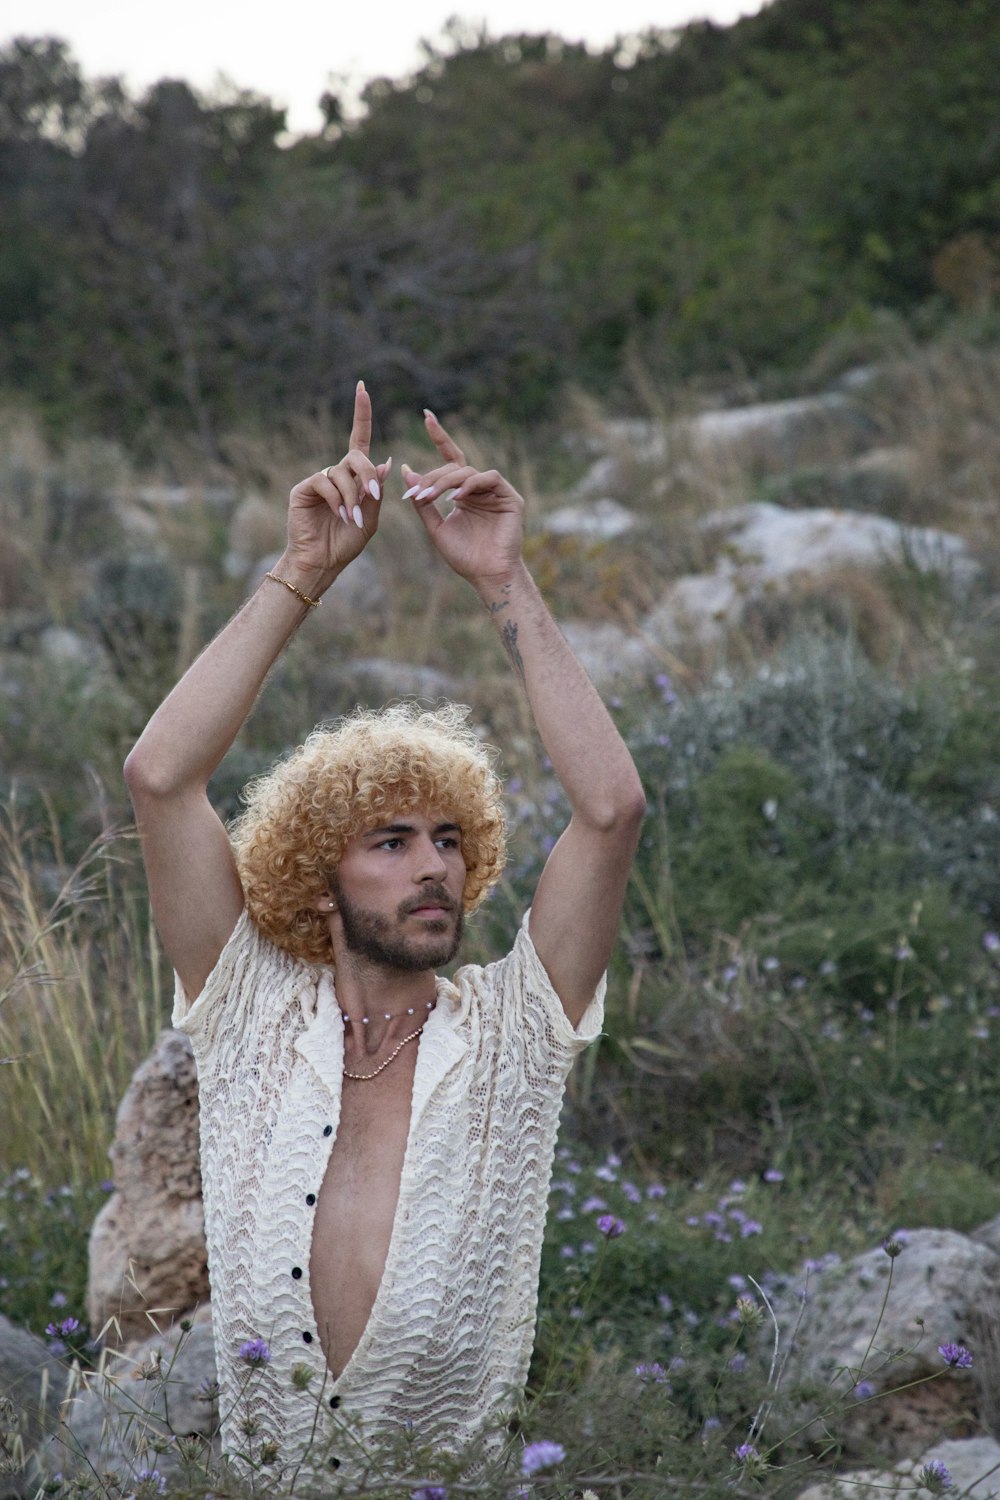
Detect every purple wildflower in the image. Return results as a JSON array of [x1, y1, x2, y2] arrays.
[[983, 932, 1000, 954], [763, 1168, 784, 1183], [411, 1489, 448, 1500], [45, 1317, 80, 1338], [853, 1381, 875, 1401], [919, 1458, 953, 1493], [49, 1292, 68, 1308], [135, 1470, 167, 1496], [938, 1343, 973, 1369], [238, 1338, 271, 1367], [622, 1181, 642, 1204], [635, 1361, 669, 1384], [596, 1213, 625, 1238], [521, 1440, 565, 1476], [647, 1183, 666, 1199], [734, 1443, 758, 1462], [580, 1196, 607, 1213]]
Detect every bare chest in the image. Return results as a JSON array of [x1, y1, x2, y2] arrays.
[[308, 1059, 415, 1380]]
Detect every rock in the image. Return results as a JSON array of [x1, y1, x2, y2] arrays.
[[37, 627, 105, 670], [541, 499, 637, 540], [38, 1311, 218, 1488], [571, 391, 876, 501], [796, 1435, 1000, 1498], [0, 1314, 68, 1498], [970, 1211, 1000, 1257], [556, 621, 656, 693], [87, 1031, 208, 1348], [767, 1229, 996, 1460], [645, 502, 977, 650]]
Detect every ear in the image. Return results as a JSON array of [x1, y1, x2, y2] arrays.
[[313, 892, 338, 914]]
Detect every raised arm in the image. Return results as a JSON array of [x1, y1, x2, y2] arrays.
[[401, 417, 645, 1025], [124, 383, 389, 1001]]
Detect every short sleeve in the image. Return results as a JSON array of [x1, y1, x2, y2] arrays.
[[490, 908, 606, 1060], [171, 906, 291, 1068]]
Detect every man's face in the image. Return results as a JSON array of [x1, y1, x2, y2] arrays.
[[327, 811, 467, 973]]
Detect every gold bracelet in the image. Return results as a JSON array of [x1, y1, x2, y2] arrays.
[[265, 571, 321, 609]]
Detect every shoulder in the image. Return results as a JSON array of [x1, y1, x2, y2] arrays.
[[172, 906, 315, 1061], [453, 910, 605, 1055]]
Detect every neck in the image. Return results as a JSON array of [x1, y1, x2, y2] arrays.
[[332, 947, 439, 1053]]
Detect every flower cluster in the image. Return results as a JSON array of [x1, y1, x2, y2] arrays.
[[732, 1442, 770, 1479], [238, 1337, 271, 1367], [919, 1458, 953, 1493], [521, 1440, 566, 1476], [44, 1316, 80, 1339], [938, 1343, 973, 1369]]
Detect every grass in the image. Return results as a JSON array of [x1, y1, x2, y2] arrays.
[[2, 331, 1000, 1493]]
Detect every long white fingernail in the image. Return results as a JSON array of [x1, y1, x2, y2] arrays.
[[441, 488, 457, 504], [352, 504, 364, 527], [416, 486, 436, 501], [339, 505, 350, 522], [402, 484, 421, 500], [423, 408, 436, 421], [383, 456, 393, 476], [368, 480, 381, 500]]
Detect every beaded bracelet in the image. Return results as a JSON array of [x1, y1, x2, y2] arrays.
[[265, 571, 321, 608]]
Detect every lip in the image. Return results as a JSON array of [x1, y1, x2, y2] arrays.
[[407, 905, 451, 918]]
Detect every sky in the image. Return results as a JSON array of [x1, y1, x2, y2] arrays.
[[2, 0, 766, 135]]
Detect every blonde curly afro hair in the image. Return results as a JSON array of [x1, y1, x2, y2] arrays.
[[229, 702, 507, 964]]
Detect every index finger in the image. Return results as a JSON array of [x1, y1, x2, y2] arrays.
[[424, 408, 465, 465], [349, 380, 372, 455]]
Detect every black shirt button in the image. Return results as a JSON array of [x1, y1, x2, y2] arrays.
[[291, 1266, 302, 1279], [323, 1124, 333, 1136], [306, 1193, 316, 1206], [329, 1395, 340, 1409], [302, 1331, 312, 1343]]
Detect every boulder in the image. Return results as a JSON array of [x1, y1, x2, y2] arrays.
[[796, 1435, 1000, 1498], [0, 1314, 68, 1498], [541, 499, 637, 541], [646, 502, 977, 650], [38, 1310, 218, 1488], [87, 1031, 208, 1347], [556, 621, 657, 693], [766, 1229, 996, 1460], [571, 390, 876, 502]]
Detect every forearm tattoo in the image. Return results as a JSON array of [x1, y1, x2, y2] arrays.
[[500, 619, 526, 685]]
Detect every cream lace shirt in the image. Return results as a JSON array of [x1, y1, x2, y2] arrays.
[[172, 907, 605, 1485]]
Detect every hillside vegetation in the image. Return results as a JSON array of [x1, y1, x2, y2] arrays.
[[1, 0, 999, 449]]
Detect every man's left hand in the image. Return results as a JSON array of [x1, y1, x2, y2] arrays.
[[401, 412, 524, 586]]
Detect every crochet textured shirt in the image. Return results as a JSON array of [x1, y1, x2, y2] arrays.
[[172, 906, 605, 1485]]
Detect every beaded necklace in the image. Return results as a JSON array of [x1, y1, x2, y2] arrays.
[[340, 999, 435, 1083]]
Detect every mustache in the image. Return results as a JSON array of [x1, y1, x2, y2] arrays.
[[400, 887, 459, 915]]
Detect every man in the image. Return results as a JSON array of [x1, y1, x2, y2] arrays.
[[124, 383, 645, 1486]]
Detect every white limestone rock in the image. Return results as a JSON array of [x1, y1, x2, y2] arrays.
[[541, 498, 637, 540], [795, 1435, 1000, 1498], [646, 502, 977, 649], [766, 1229, 996, 1460]]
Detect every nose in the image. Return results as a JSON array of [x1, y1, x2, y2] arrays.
[[414, 835, 448, 881]]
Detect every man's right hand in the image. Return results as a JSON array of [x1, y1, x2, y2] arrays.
[[284, 381, 391, 585]]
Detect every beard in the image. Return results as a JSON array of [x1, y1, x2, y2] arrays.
[[330, 879, 464, 972]]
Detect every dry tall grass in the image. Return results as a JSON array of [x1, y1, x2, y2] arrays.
[[0, 801, 165, 1186]]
